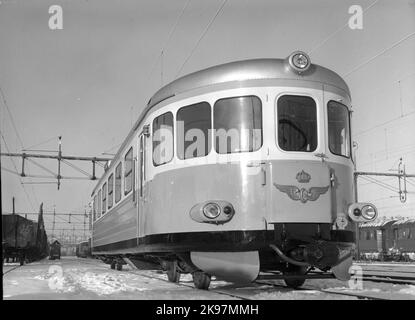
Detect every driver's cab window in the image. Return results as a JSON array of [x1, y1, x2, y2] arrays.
[[276, 95, 317, 152]]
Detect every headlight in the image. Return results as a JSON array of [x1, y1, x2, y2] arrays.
[[348, 202, 378, 222], [361, 205, 377, 221], [203, 203, 221, 219], [287, 51, 311, 73]]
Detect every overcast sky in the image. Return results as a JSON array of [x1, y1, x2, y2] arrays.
[[1, 0, 415, 237]]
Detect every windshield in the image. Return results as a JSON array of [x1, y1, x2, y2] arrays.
[[277, 95, 317, 152], [214, 96, 262, 154], [328, 100, 350, 158]]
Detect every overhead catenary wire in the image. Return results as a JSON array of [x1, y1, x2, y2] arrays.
[[1, 133, 36, 212], [344, 31, 415, 77], [308, 0, 380, 55], [144, 0, 192, 89], [23, 136, 58, 151], [0, 86, 25, 148], [0, 86, 40, 209], [175, 0, 228, 78], [354, 110, 415, 137], [359, 175, 399, 193]]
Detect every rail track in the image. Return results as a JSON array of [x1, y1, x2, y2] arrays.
[[3, 263, 24, 275]]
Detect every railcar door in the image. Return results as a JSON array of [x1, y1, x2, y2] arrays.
[[268, 91, 333, 223], [137, 126, 149, 239]]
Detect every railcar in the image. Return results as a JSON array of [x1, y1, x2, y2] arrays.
[[76, 240, 92, 258], [91, 51, 378, 289], [2, 212, 48, 265], [359, 218, 415, 261], [49, 240, 61, 260]]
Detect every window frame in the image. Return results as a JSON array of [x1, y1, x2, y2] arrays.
[[108, 173, 114, 209], [176, 101, 212, 160], [93, 195, 97, 221], [124, 147, 134, 195], [115, 162, 122, 204], [275, 94, 318, 153], [97, 189, 102, 219], [102, 182, 107, 215], [327, 100, 352, 159], [152, 111, 174, 166], [213, 95, 263, 154]]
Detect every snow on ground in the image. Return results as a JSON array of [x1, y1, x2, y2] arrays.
[[3, 257, 234, 300], [3, 257, 415, 300]]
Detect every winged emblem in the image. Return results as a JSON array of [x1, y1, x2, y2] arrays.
[[273, 183, 329, 203]]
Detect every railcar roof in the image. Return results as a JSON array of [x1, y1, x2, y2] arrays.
[[393, 218, 415, 226], [148, 58, 350, 108], [92, 57, 350, 196], [360, 219, 398, 228]]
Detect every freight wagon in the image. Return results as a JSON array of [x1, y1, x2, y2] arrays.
[[2, 205, 48, 265]]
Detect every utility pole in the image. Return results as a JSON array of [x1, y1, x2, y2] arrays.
[[1, 136, 112, 190], [52, 206, 56, 239], [12, 197, 15, 214], [57, 136, 62, 190], [398, 158, 407, 203], [83, 209, 86, 240]]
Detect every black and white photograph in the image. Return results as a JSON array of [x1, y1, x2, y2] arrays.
[[1, 0, 415, 305]]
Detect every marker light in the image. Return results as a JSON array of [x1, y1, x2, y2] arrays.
[[348, 202, 378, 222], [353, 208, 362, 217], [287, 51, 311, 73], [203, 203, 221, 219]]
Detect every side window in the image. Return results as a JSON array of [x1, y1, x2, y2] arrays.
[[108, 173, 114, 209], [152, 112, 174, 166], [102, 182, 107, 215], [277, 95, 317, 152], [115, 162, 122, 203], [93, 195, 97, 221], [214, 96, 262, 154], [124, 147, 133, 195], [97, 189, 102, 219], [177, 102, 211, 159], [328, 101, 351, 157]]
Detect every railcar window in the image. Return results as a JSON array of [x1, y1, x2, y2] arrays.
[[108, 173, 114, 209], [153, 112, 174, 166], [277, 95, 317, 152], [124, 147, 133, 194], [97, 189, 102, 219], [93, 195, 97, 221], [214, 96, 262, 154], [115, 162, 122, 203], [177, 102, 211, 159], [102, 183, 107, 214], [328, 101, 351, 157]]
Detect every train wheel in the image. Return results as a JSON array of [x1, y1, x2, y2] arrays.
[[166, 261, 181, 283], [283, 266, 307, 289], [116, 263, 123, 271], [110, 260, 116, 269], [192, 271, 211, 290]]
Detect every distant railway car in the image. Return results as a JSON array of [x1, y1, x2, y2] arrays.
[[391, 219, 415, 261], [90, 51, 379, 289], [2, 208, 48, 265], [76, 240, 92, 258], [359, 218, 415, 261], [49, 240, 61, 260], [358, 219, 397, 260]]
